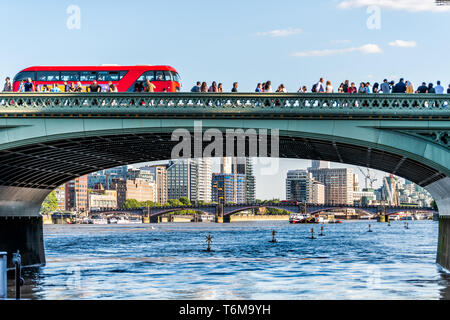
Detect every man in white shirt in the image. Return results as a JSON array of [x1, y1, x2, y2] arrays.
[[316, 78, 325, 93], [435, 81, 444, 94]]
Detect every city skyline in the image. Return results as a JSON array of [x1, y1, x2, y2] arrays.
[[135, 158, 396, 201], [80, 158, 424, 203]]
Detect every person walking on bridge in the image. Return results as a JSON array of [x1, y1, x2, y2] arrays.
[[348, 82, 357, 93], [145, 79, 156, 92], [231, 82, 238, 92], [406, 81, 414, 94], [380, 79, 391, 94], [24, 78, 35, 92], [191, 81, 201, 92], [3, 77, 12, 92], [315, 78, 325, 93], [209, 81, 218, 93], [392, 78, 406, 93], [342, 80, 349, 93], [88, 80, 102, 92], [416, 82, 428, 94], [447, 84, 450, 94], [435, 81, 444, 94]]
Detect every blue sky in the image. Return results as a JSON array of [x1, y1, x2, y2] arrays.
[[0, 0, 447, 199]]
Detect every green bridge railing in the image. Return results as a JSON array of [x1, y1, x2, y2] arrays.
[[0, 93, 449, 117]]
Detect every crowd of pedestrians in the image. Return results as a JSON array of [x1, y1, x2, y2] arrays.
[[189, 78, 450, 94], [190, 81, 226, 93], [299, 78, 450, 94], [3, 76, 450, 95]]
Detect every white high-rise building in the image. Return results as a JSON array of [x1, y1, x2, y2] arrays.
[[221, 157, 233, 174], [196, 158, 212, 203]]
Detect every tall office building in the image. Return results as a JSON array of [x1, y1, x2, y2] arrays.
[[139, 165, 168, 205], [308, 163, 354, 205], [167, 158, 212, 203], [87, 165, 131, 189], [311, 160, 331, 169], [286, 170, 314, 202], [112, 178, 156, 208], [65, 175, 88, 212], [312, 181, 325, 204], [221, 157, 256, 203], [212, 173, 246, 204]]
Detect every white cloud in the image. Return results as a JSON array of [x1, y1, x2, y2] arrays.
[[388, 40, 417, 48], [256, 28, 302, 37], [292, 44, 382, 57], [338, 0, 450, 13]]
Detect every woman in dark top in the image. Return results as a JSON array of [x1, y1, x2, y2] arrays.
[[372, 82, 379, 93]]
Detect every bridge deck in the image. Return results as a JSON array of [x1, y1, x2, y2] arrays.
[[0, 93, 449, 119]]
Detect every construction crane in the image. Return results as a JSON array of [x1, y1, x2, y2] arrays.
[[358, 167, 378, 190]]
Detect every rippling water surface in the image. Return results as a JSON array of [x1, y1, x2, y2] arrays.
[[9, 220, 450, 299]]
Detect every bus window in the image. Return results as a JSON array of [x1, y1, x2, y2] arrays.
[[119, 71, 128, 80], [145, 71, 155, 81], [98, 71, 120, 81], [171, 71, 181, 83], [155, 71, 165, 81], [36, 71, 60, 82], [138, 71, 155, 81], [61, 71, 80, 82], [13, 71, 35, 82], [164, 71, 172, 81], [80, 71, 97, 81]]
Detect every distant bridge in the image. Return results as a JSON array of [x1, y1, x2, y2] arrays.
[[0, 92, 448, 270], [94, 203, 436, 219]]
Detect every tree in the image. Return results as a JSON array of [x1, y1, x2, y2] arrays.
[[122, 199, 141, 209], [179, 197, 191, 206], [167, 199, 183, 206], [141, 200, 158, 208], [41, 191, 58, 215]]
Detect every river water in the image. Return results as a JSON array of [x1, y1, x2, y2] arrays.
[[8, 220, 450, 300]]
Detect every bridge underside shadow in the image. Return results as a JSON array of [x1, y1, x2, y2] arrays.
[[0, 131, 448, 268]]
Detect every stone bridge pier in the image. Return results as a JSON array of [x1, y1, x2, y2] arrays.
[[0, 186, 49, 268], [427, 178, 450, 270]]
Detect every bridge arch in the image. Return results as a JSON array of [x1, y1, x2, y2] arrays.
[[0, 93, 448, 268]]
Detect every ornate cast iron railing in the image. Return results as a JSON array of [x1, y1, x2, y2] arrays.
[[0, 93, 448, 117]]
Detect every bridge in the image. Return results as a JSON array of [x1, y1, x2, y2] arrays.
[[143, 203, 436, 219], [0, 92, 448, 269]]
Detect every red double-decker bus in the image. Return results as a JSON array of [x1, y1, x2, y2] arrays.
[[12, 65, 182, 92]]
